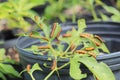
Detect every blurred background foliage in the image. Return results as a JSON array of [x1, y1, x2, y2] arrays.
[[0, 0, 47, 31], [0, 0, 119, 32]]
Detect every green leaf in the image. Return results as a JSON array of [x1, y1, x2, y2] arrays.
[[0, 63, 20, 77], [98, 43, 110, 53], [111, 15, 120, 22], [79, 57, 115, 80], [77, 19, 86, 34], [70, 54, 87, 80], [57, 44, 64, 52], [29, 63, 43, 74], [82, 40, 100, 55], [116, 0, 120, 9], [20, 10, 38, 17], [25, 45, 44, 55], [16, 33, 28, 37], [99, 12, 109, 21], [27, 63, 43, 80], [4, 57, 16, 64], [88, 0, 94, 5], [59, 27, 77, 44], [31, 45, 45, 55], [0, 72, 6, 80], [30, 0, 46, 7], [31, 31, 40, 36], [103, 6, 120, 15], [42, 24, 50, 39], [0, 49, 5, 61], [44, 1, 64, 20], [59, 14, 66, 22], [31, 45, 39, 50], [59, 27, 82, 45]]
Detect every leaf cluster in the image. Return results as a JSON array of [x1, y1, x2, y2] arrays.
[[0, 0, 46, 31], [44, 0, 82, 22], [0, 48, 20, 80], [44, 0, 120, 22], [95, 0, 120, 22], [20, 16, 115, 80]]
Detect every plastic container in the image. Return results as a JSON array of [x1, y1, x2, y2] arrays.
[[16, 22, 120, 80]]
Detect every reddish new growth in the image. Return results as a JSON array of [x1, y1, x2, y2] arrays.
[[51, 60, 57, 70], [50, 23, 57, 38], [38, 46, 50, 49], [26, 64, 31, 72], [62, 34, 71, 37]]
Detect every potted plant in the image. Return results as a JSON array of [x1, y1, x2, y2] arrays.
[[16, 16, 117, 80]]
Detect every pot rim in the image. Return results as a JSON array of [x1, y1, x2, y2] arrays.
[[16, 36, 120, 62], [16, 21, 120, 62], [60, 21, 120, 25]]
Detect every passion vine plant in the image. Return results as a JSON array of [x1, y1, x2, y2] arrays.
[[20, 16, 115, 80]]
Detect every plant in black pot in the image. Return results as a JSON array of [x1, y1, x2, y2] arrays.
[[16, 16, 116, 80]]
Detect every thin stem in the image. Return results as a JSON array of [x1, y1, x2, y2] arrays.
[[44, 62, 70, 80], [48, 42, 57, 56], [90, 5, 99, 21], [29, 73, 35, 80], [65, 38, 79, 53], [71, 46, 77, 53], [61, 39, 79, 57], [44, 69, 56, 80], [72, 10, 76, 23], [65, 42, 72, 53], [19, 70, 26, 76], [58, 62, 70, 70]]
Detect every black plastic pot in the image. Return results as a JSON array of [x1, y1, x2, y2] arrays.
[[16, 22, 120, 80], [1, 29, 17, 40], [0, 28, 20, 49], [3, 38, 17, 49]]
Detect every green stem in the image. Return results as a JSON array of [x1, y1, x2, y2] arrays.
[[65, 42, 73, 53], [58, 62, 70, 70], [19, 70, 26, 76], [61, 38, 80, 56], [71, 46, 77, 53], [48, 42, 57, 56], [44, 69, 56, 80], [64, 40, 76, 53], [30, 73, 35, 80], [72, 9, 76, 23], [91, 5, 98, 21]]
